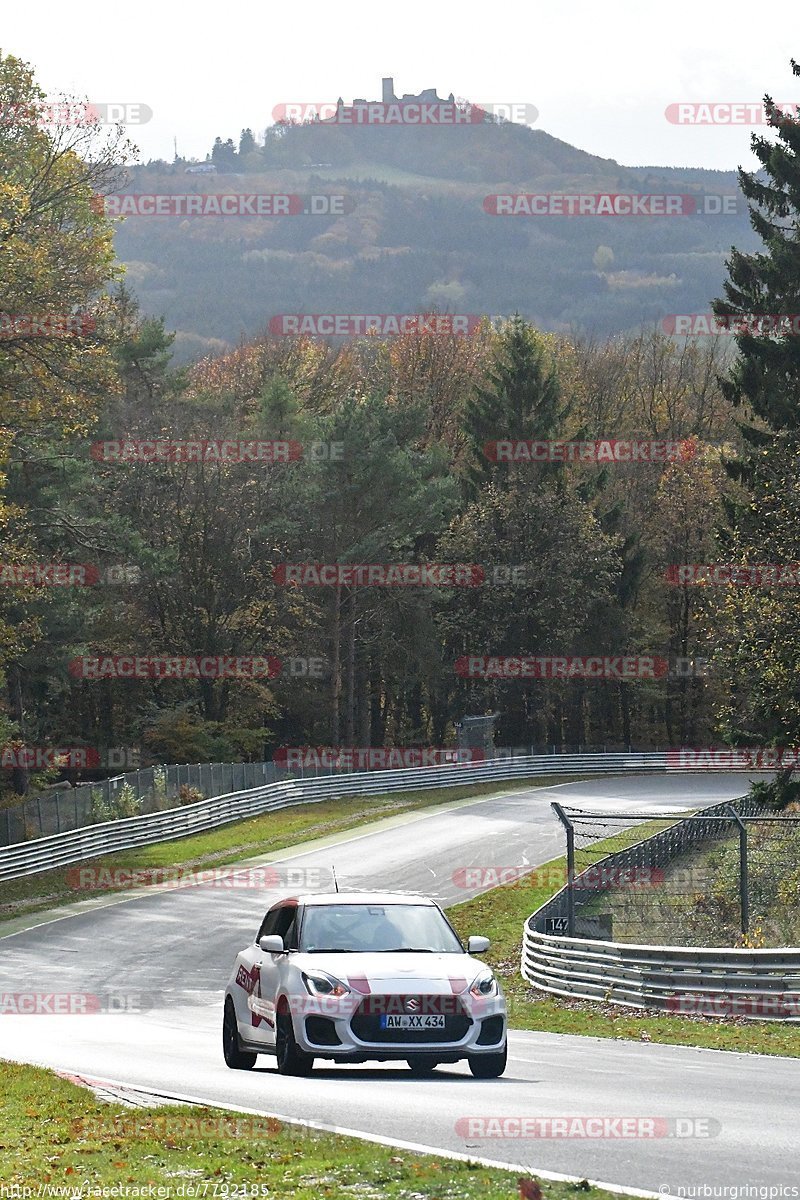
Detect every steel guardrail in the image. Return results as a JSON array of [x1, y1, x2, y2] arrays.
[[0, 751, 771, 883]]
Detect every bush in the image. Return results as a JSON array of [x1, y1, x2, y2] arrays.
[[89, 782, 141, 823], [152, 766, 167, 804], [749, 766, 800, 811], [178, 784, 205, 806]]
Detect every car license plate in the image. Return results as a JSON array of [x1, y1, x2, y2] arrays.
[[380, 1014, 445, 1030]]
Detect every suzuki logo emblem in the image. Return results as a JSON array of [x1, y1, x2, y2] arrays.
[[405, 998, 419, 1012]]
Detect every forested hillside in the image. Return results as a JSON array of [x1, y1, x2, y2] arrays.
[[112, 113, 758, 360], [2, 51, 797, 805]]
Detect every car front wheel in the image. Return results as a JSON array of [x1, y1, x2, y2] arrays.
[[276, 1012, 315, 1076], [223, 997, 257, 1070], [468, 1042, 507, 1078]]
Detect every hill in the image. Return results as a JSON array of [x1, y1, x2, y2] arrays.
[[113, 114, 757, 360]]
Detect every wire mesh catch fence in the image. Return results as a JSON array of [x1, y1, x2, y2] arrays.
[[546, 798, 800, 948]]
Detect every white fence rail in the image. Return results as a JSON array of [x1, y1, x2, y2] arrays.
[[0, 751, 770, 884], [521, 932, 800, 1017]]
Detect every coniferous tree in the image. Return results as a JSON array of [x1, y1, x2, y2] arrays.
[[463, 315, 568, 494], [211, 137, 238, 171], [239, 128, 257, 157], [708, 60, 800, 741], [713, 60, 800, 485]]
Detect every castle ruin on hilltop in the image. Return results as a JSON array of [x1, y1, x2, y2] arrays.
[[331, 78, 457, 117]]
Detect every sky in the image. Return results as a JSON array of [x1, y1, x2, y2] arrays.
[[2, 1, 799, 170]]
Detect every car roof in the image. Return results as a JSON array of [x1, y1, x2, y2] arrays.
[[294, 891, 436, 907]]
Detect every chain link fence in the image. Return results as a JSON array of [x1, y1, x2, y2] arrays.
[[0, 761, 279, 846], [550, 799, 800, 947]]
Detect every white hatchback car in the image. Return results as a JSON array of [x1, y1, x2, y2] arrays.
[[223, 891, 507, 1077]]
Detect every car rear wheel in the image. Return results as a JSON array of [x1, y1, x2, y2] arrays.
[[223, 997, 257, 1070], [406, 1056, 440, 1074], [468, 1042, 507, 1078], [276, 1012, 315, 1076]]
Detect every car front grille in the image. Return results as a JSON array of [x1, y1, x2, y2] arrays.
[[350, 993, 472, 1043]]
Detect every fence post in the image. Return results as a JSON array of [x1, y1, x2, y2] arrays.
[[728, 805, 749, 935], [552, 802, 575, 936]]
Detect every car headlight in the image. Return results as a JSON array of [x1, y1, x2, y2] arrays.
[[469, 970, 499, 998], [301, 970, 351, 998]]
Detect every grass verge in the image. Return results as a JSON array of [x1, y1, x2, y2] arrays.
[[447, 845, 800, 1058], [0, 776, 582, 927], [0, 1060, 629, 1198]]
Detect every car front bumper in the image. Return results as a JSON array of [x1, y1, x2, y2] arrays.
[[288, 991, 507, 1059]]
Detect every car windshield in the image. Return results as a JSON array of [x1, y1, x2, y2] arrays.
[[299, 903, 463, 954]]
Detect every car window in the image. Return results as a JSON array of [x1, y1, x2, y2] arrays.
[[282, 911, 299, 950], [298, 903, 463, 953], [273, 906, 298, 948], [256, 907, 281, 942], [256, 905, 299, 947]]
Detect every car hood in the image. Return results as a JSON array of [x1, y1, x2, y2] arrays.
[[292, 951, 485, 993]]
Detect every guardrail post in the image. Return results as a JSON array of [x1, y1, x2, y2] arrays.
[[728, 804, 749, 935], [552, 802, 575, 936]]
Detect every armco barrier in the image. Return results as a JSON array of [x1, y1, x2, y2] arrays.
[[0, 747, 663, 846], [521, 934, 800, 1015], [0, 751, 771, 884], [521, 796, 800, 1017]]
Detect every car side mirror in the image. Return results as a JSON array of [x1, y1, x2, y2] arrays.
[[259, 934, 285, 954], [467, 935, 490, 954]]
